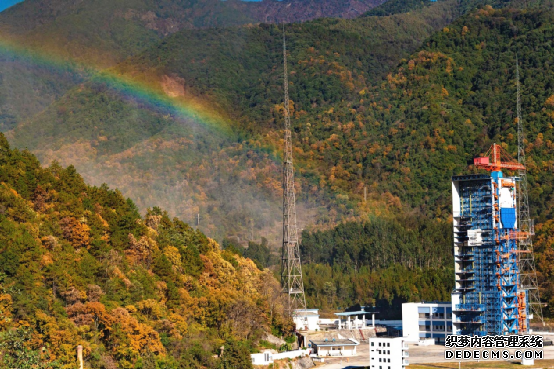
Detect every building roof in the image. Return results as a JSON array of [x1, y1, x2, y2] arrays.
[[402, 301, 450, 306], [334, 310, 377, 316], [294, 309, 319, 317], [310, 339, 359, 347], [370, 336, 406, 341], [452, 174, 490, 181], [294, 311, 319, 317]]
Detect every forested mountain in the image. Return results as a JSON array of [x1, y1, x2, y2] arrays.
[[297, 5, 554, 315], [0, 133, 291, 368], [7, 0, 480, 244], [0, 0, 386, 131], [0, 0, 389, 68], [6, 0, 554, 319]]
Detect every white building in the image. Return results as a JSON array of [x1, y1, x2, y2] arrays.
[[335, 309, 377, 329], [309, 339, 359, 357], [293, 309, 320, 331], [251, 349, 311, 365], [402, 302, 452, 344], [251, 351, 273, 366], [369, 337, 409, 369]]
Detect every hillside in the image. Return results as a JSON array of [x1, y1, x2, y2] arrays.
[[7, 0, 554, 316], [8, 0, 478, 244], [0, 0, 386, 131], [0, 133, 292, 368], [295, 5, 554, 315], [0, 0, 388, 65]]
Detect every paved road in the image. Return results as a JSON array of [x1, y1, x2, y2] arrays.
[[317, 341, 554, 369]]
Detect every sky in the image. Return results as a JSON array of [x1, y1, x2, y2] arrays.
[[0, 0, 24, 12]]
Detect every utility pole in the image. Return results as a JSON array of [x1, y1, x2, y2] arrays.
[[516, 58, 544, 325], [280, 26, 306, 315]]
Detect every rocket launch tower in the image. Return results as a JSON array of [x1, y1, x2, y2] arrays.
[[452, 144, 529, 335]]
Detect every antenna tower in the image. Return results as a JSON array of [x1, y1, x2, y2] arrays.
[[280, 27, 307, 315], [516, 59, 544, 325]]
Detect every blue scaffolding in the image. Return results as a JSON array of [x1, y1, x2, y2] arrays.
[[452, 172, 527, 335]]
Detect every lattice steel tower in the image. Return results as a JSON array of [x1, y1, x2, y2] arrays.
[[516, 60, 544, 325], [280, 28, 307, 315]]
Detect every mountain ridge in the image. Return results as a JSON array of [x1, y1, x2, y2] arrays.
[[7, 0, 476, 243]]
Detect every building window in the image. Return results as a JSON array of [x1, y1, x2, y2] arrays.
[[378, 350, 381, 354], [379, 342, 382, 347], [388, 358, 391, 363], [264, 353, 270, 362], [419, 313, 430, 319], [371, 342, 374, 347], [387, 350, 390, 354], [379, 358, 382, 362]]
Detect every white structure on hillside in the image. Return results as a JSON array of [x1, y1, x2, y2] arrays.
[[309, 338, 359, 357], [251, 349, 311, 365], [369, 337, 409, 369], [251, 351, 273, 366], [335, 308, 377, 329], [402, 302, 452, 344], [293, 309, 320, 331]]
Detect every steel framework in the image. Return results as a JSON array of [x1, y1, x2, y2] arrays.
[[280, 28, 306, 315], [452, 170, 527, 335], [515, 60, 544, 325]]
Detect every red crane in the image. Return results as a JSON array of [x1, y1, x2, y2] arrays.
[[473, 143, 525, 172]]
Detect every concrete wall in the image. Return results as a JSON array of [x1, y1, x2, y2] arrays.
[[251, 349, 311, 365], [251, 351, 273, 365], [273, 349, 310, 360], [402, 302, 453, 344], [319, 318, 340, 325], [294, 315, 320, 331], [316, 347, 356, 357], [402, 304, 420, 342]]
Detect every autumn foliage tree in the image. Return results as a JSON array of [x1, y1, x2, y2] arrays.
[[0, 134, 293, 368]]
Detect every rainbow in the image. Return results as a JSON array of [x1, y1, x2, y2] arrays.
[[0, 36, 234, 137]]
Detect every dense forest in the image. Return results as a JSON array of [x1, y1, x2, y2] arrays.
[[300, 217, 453, 317], [0, 133, 292, 368]]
